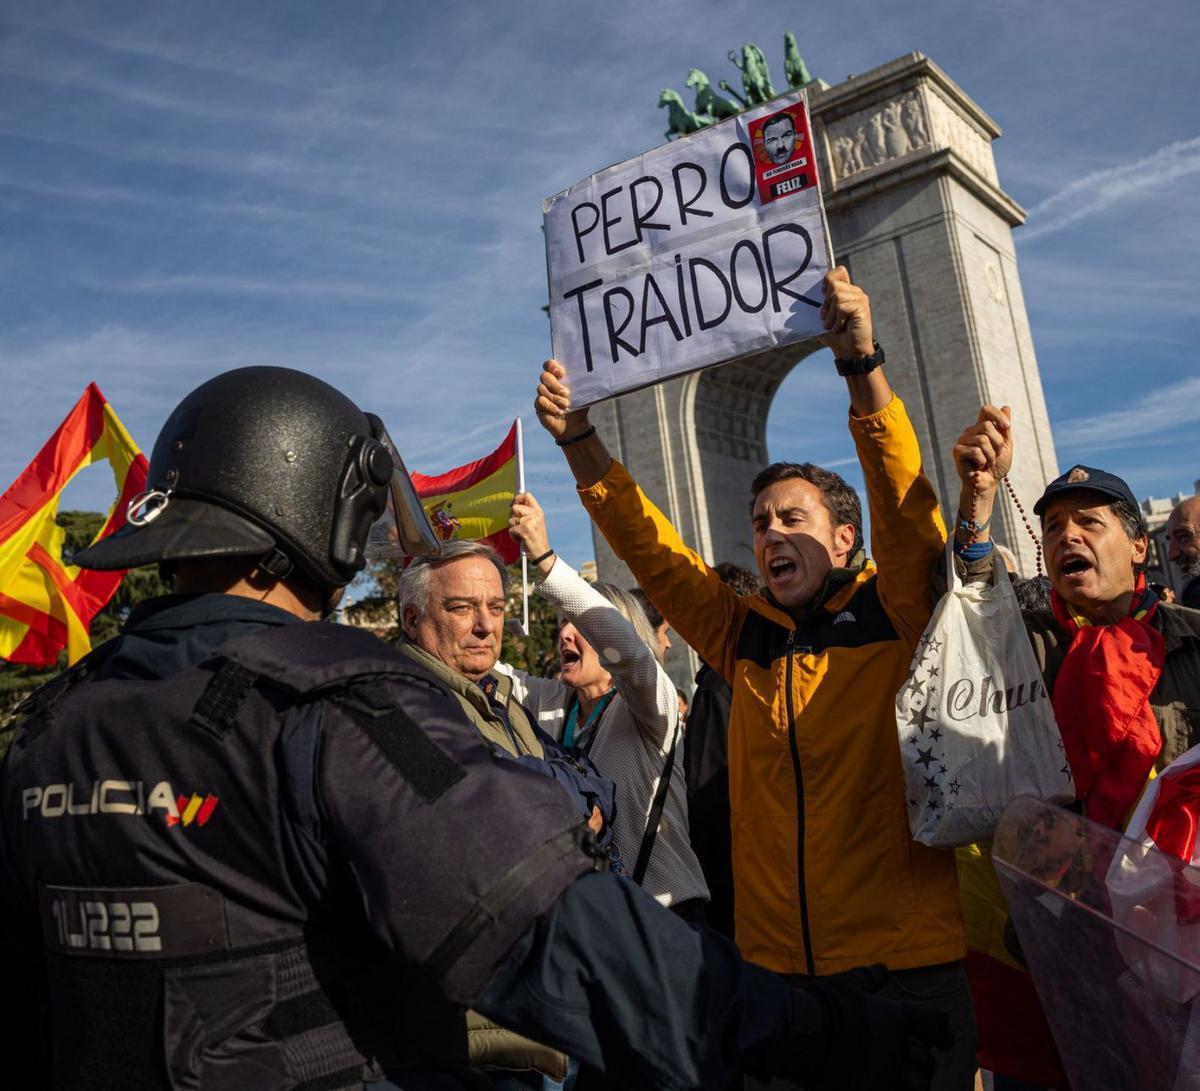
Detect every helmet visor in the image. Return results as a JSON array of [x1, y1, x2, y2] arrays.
[[365, 426, 441, 560]]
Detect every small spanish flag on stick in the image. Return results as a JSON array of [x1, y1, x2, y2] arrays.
[[0, 384, 148, 667], [411, 420, 532, 632], [410, 421, 520, 565]]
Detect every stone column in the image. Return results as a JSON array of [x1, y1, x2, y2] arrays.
[[811, 52, 1058, 572], [590, 52, 1058, 687]]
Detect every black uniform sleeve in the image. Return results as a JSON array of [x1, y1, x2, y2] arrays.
[[475, 871, 804, 1090], [314, 673, 599, 1007], [477, 873, 955, 1091], [0, 757, 49, 1085]]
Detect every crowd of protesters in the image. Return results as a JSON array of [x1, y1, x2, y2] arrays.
[[443, 265, 1200, 1090], [3, 263, 1197, 1091]]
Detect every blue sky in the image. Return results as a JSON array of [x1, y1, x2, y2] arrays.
[[2, 0, 1198, 570]]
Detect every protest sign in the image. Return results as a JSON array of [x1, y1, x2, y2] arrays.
[[543, 91, 833, 408]]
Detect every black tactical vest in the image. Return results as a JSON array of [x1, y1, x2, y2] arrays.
[[1, 622, 599, 1090]]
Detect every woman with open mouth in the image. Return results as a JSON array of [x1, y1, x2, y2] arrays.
[[508, 491, 709, 922]]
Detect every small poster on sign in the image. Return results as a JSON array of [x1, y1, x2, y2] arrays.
[[748, 102, 817, 204], [543, 90, 833, 408]]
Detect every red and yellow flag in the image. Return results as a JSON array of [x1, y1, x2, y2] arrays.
[[0, 384, 148, 667], [957, 844, 1068, 1087], [410, 422, 519, 564]]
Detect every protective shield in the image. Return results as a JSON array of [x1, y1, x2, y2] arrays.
[[365, 423, 440, 560], [992, 797, 1200, 1090]]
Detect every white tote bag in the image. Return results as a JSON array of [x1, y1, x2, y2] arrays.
[[896, 539, 1075, 847]]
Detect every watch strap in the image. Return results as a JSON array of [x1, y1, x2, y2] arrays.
[[834, 341, 885, 376]]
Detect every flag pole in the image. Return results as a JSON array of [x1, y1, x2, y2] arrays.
[[516, 417, 530, 637]]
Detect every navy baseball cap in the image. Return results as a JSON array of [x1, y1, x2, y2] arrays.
[[1033, 464, 1139, 517]]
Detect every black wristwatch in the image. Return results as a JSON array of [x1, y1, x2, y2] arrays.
[[834, 341, 885, 376]]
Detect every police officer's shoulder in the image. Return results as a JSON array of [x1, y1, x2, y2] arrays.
[[7, 672, 78, 754], [214, 621, 423, 696], [207, 621, 463, 734], [7, 642, 116, 749], [210, 622, 479, 806]]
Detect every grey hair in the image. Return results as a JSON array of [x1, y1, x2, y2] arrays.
[[591, 582, 664, 664], [398, 540, 511, 615]]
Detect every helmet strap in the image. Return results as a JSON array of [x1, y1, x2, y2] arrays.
[[319, 585, 344, 621], [253, 545, 342, 620], [255, 547, 294, 581]]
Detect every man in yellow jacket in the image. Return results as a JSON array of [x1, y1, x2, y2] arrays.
[[535, 267, 974, 1091]]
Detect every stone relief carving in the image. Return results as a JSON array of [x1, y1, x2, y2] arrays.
[[825, 86, 997, 188], [924, 89, 997, 184], [901, 94, 928, 145], [826, 90, 931, 182]]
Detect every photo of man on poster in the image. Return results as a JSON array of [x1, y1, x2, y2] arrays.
[[762, 111, 798, 165]]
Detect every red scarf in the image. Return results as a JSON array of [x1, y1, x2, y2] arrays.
[[1050, 572, 1165, 828]]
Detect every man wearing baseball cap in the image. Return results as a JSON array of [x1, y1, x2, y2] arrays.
[[952, 438, 1200, 810], [951, 415, 1200, 1089]]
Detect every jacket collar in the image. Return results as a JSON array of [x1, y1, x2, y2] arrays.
[[766, 557, 874, 628], [124, 593, 300, 632], [94, 593, 299, 683], [1158, 602, 1200, 654], [1045, 599, 1200, 655], [397, 639, 508, 714]]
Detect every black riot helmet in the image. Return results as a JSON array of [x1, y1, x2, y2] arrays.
[[75, 366, 440, 589]]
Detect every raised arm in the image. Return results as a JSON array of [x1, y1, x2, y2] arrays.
[[815, 269, 947, 642], [533, 361, 752, 679], [510, 492, 677, 751], [818, 265, 892, 419]]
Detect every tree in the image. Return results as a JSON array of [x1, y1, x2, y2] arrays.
[[343, 557, 405, 641]]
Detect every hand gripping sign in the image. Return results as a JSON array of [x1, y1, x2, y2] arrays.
[[993, 798, 1200, 1091], [543, 92, 833, 408]]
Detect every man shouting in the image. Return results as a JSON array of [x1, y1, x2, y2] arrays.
[[536, 267, 974, 1091]]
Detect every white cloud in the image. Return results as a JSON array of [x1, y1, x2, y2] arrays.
[[88, 273, 415, 304], [1052, 375, 1200, 450], [1022, 135, 1200, 242], [0, 172, 305, 221]]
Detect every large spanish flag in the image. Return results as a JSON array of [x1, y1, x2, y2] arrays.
[[0, 384, 148, 667], [410, 422, 519, 564], [958, 843, 1069, 1087]]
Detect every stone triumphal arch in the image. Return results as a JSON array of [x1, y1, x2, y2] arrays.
[[588, 53, 1058, 681]]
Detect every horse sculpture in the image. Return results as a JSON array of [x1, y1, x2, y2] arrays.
[[685, 68, 741, 121], [659, 88, 712, 140], [783, 31, 814, 90], [727, 42, 776, 106], [718, 79, 748, 108]]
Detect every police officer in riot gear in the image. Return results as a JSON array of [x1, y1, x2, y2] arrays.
[[0, 366, 950, 1090]]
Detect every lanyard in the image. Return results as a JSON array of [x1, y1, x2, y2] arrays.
[[563, 688, 614, 749]]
